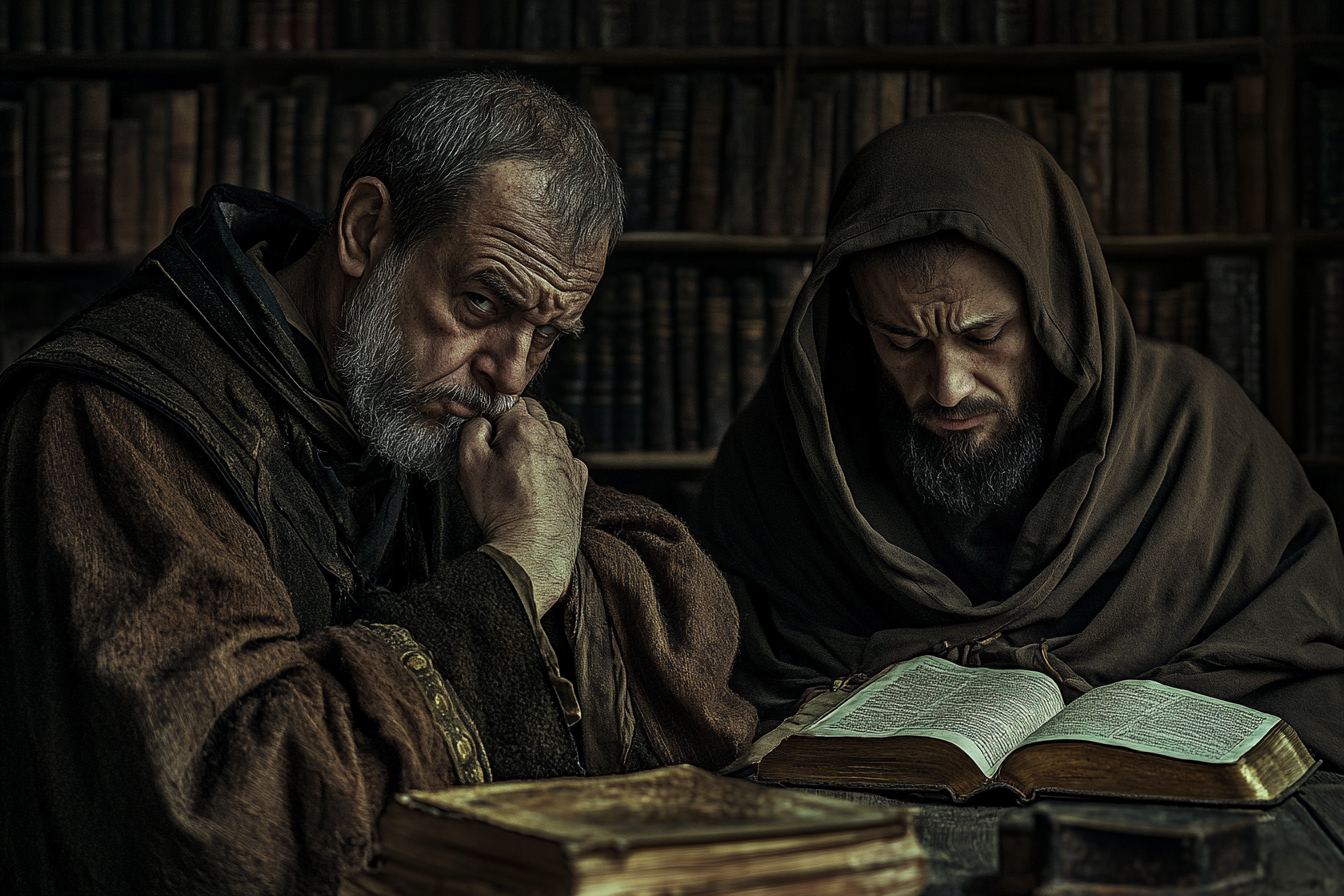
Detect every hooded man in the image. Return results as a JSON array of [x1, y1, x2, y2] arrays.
[[0, 73, 753, 895], [694, 112, 1344, 769]]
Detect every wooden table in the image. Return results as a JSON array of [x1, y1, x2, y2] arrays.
[[792, 771, 1344, 894]]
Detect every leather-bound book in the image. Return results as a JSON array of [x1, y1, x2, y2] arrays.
[[673, 265, 700, 450], [1082, 0, 1118, 42], [759, 0, 782, 45], [699, 274, 733, 448], [615, 270, 645, 452], [108, 118, 143, 253], [852, 70, 881, 154], [782, 94, 813, 237], [1196, 0, 1219, 37], [178, 0, 206, 47], [620, 91, 656, 232], [1182, 100, 1216, 232], [212, 0, 240, 49], [245, 0, 268, 48], [862, 0, 886, 45], [1075, 68, 1114, 236], [1051, 0, 1073, 42], [0, 103, 23, 253], [733, 274, 767, 412], [1027, 96, 1058, 156], [271, 92, 298, 202], [339, 0, 365, 47], [99, 0, 126, 50], [803, 87, 835, 235], [218, 109, 242, 190], [152, 0, 176, 47], [167, 90, 199, 225], [293, 0, 318, 48], [15, 0, 44, 51], [137, 92, 172, 247], [995, 0, 1030, 45], [826, 0, 862, 44], [271, 0, 295, 49], [1126, 266, 1154, 335], [325, 102, 374, 211], [1119, 0, 1145, 41], [598, 0, 632, 47], [1150, 287, 1182, 343], [1204, 255, 1262, 404], [584, 283, 617, 453], [728, 0, 760, 45], [196, 84, 218, 202], [659, 0, 689, 46], [1112, 70, 1150, 235], [47, 0, 74, 52], [935, 0, 963, 43], [73, 0, 97, 50], [518, 0, 545, 48], [415, 0, 454, 49], [683, 71, 724, 233], [1145, 0, 1169, 39], [1149, 71, 1183, 234], [1311, 259, 1344, 454], [831, 73, 853, 184], [1170, 0, 1196, 39], [40, 79, 74, 255], [22, 83, 39, 252], [1319, 87, 1344, 229], [879, 71, 907, 130], [1207, 82, 1238, 232], [1178, 279, 1206, 354], [1234, 73, 1266, 233], [906, 69, 931, 118], [798, 0, 826, 45], [765, 258, 811, 348], [550, 334, 588, 445], [242, 97, 273, 193], [722, 76, 761, 234], [292, 75, 329, 213], [572, 0, 598, 48], [965, 0, 995, 43], [72, 80, 110, 254], [652, 72, 689, 232], [583, 83, 621, 162], [643, 263, 676, 452]]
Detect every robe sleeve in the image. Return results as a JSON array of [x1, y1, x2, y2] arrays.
[[0, 375, 521, 895]]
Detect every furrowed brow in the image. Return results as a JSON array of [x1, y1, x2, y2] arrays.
[[474, 268, 584, 338], [950, 311, 1013, 334]]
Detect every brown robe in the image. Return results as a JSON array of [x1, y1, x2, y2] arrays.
[[694, 113, 1344, 769]]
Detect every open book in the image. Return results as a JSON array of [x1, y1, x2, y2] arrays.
[[751, 655, 1318, 806]]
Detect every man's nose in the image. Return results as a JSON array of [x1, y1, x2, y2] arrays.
[[475, 330, 532, 397], [929, 347, 976, 408]]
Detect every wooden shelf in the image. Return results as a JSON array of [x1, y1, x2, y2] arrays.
[[0, 252, 140, 270], [617, 232, 821, 254], [580, 450, 717, 470], [794, 37, 1265, 70], [1098, 233, 1273, 254]]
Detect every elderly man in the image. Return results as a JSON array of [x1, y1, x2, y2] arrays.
[[0, 73, 753, 895], [695, 112, 1344, 769]]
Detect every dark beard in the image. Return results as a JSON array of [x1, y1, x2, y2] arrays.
[[886, 369, 1047, 517]]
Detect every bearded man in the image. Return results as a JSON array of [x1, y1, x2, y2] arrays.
[[694, 112, 1344, 770], [0, 73, 753, 895]]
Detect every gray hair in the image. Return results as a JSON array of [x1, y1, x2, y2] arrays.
[[338, 71, 624, 257]]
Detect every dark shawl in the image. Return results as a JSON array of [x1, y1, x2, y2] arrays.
[[695, 113, 1344, 768]]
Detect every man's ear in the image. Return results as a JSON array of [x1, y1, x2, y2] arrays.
[[335, 176, 394, 279]]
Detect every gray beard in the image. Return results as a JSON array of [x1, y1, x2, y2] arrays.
[[887, 372, 1047, 518], [331, 246, 516, 481]]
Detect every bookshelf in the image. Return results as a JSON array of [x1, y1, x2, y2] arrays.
[[0, 0, 1341, 517]]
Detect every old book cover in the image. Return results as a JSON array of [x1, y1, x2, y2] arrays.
[[1170, 0, 1197, 37], [700, 274, 733, 447], [137, 92, 172, 247], [1119, 0, 1145, 40], [1317, 87, 1344, 229], [1207, 82, 1238, 232], [851, 70, 880, 154], [733, 274, 767, 412], [1311, 259, 1344, 454], [196, 83, 218, 202], [47, 0, 74, 53], [934, 0, 963, 43], [803, 86, 835, 235], [673, 265, 700, 450], [245, 0, 268, 49], [1179, 279, 1206, 352], [243, 96, 273, 193], [620, 91, 656, 232], [73, 0, 97, 51], [269, 0, 295, 49], [15, 0, 44, 52], [721, 76, 762, 235], [1149, 70, 1183, 234], [1145, 0, 1170, 39], [100, 0, 127, 51], [40, 79, 74, 255], [643, 263, 675, 452], [825, 0, 863, 45], [614, 270, 645, 452], [1075, 68, 1113, 236], [1112, 70, 1150, 235], [965, 0, 995, 43], [1234, 73, 1266, 233], [652, 72, 689, 232], [292, 75, 329, 213], [72, 79, 110, 254], [167, 90, 199, 227], [995, 0, 1030, 45], [753, 655, 1317, 807], [781, 94, 813, 237], [1204, 254, 1261, 404], [0, 102, 22, 253], [584, 283, 616, 452], [108, 117, 143, 253], [271, 92, 298, 201], [373, 765, 924, 896], [727, 0, 760, 45], [292, 0, 319, 49], [1050, 0, 1073, 42], [549, 333, 588, 445], [178, 0, 206, 48], [1182, 100, 1216, 232]]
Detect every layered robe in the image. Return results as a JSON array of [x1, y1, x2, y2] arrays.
[[0, 185, 754, 895], [694, 113, 1344, 769]]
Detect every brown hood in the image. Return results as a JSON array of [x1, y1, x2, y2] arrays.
[[695, 113, 1344, 767]]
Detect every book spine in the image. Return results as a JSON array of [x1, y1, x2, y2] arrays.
[[1203, 255, 1242, 386], [722, 76, 761, 235], [197, 83, 218, 202], [47, 0, 74, 53], [1118, 0, 1145, 41], [271, 0, 295, 49], [1112, 70, 1150, 235], [965, 0, 995, 43], [798, 0, 826, 46], [1089, 0, 1119, 42], [1151, 287, 1182, 342], [862, 0, 885, 45], [1051, 0, 1073, 42], [214, 0, 241, 49], [759, 0, 782, 45], [1127, 266, 1155, 335], [781, 94, 813, 237], [1075, 68, 1114, 236], [1145, 0, 1169, 39], [1207, 82, 1238, 232], [878, 71, 907, 131], [599, 0, 632, 47], [139, 92, 172, 247], [73, 0, 97, 51], [700, 274, 733, 448], [673, 265, 700, 450], [585, 284, 616, 452], [292, 0, 318, 49], [0, 103, 23, 253], [108, 117, 143, 253], [22, 83, 40, 251], [1149, 71, 1183, 235], [1179, 279, 1206, 353], [733, 274, 767, 411], [907, 68, 931, 118], [995, 0, 1030, 45], [728, 0, 760, 45], [179, 0, 206, 48], [683, 72, 724, 232], [168, 89, 200, 225], [218, 106, 243, 191], [615, 270, 645, 451], [551, 333, 588, 446], [851, 70, 880, 155], [41, 79, 74, 255], [1182, 100, 1216, 232], [1313, 259, 1344, 454], [152, 0, 176, 48], [100, 0, 126, 51], [620, 91, 656, 231], [293, 75, 330, 212], [272, 92, 298, 201], [803, 87, 835, 235], [1196, 0, 1220, 37], [1234, 73, 1266, 233], [518, 0, 545, 48], [652, 72, 689, 232], [1171, 0, 1197, 38], [243, 97, 273, 193], [934, 0, 964, 43], [824, 0, 862, 45], [659, 0, 689, 46], [72, 79, 110, 254], [643, 263, 676, 451], [16, 0, 43, 51], [1319, 88, 1344, 229]]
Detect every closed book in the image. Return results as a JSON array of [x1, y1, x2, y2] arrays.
[[803, 87, 835, 235], [74, 0, 97, 50], [728, 0, 760, 45], [551, 334, 588, 445], [47, 0, 74, 52], [683, 72, 724, 232], [293, 0, 318, 48], [1118, 0, 1144, 41], [673, 265, 700, 450], [765, 258, 811, 348], [733, 274, 767, 411], [40, 79, 74, 255], [658, 0, 689, 46], [168, 90, 199, 225], [1055, 111, 1078, 183], [218, 109, 242, 189], [781, 94, 813, 237], [798, 0, 826, 46], [906, 69, 931, 118], [243, 97, 273, 193], [213, 0, 241, 48], [72, 80, 110, 253], [1075, 68, 1114, 236], [825, 0, 862, 44], [1027, 96, 1058, 157], [879, 71, 907, 130], [1113, 70, 1150, 235], [1234, 73, 1266, 233], [138, 92, 172, 247], [246, 0, 268, 48], [108, 118, 142, 253], [1179, 279, 1206, 352], [700, 274, 733, 448], [1083, 0, 1118, 42], [0, 1, 11, 50], [615, 270, 645, 451], [1311, 260, 1344, 454], [584, 83, 621, 164], [179, 0, 206, 47], [585, 284, 616, 453], [599, 0, 632, 47], [831, 73, 853, 183], [518, 0, 545, 48], [995, 0, 1030, 44], [852, 70, 881, 154], [1182, 101, 1216, 232], [620, 91, 656, 231], [23, 84, 39, 251], [1150, 287, 1182, 343], [1149, 71, 1183, 234], [759, 0, 782, 44], [100, 0, 126, 50], [16, 0, 43, 51], [152, 0, 175, 47], [1207, 82, 1238, 232], [270, 0, 295, 49], [1125, 266, 1154, 335], [1196, 0, 1219, 37], [416, 0, 454, 49], [935, 0, 964, 43], [652, 73, 689, 232], [197, 83, 218, 202], [1032, 0, 1053, 42], [0, 103, 22, 253], [1051, 0, 1073, 42], [272, 93, 298, 201], [862, 0, 886, 44], [1319, 88, 1344, 229], [292, 75, 329, 213], [1204, 255, 1260, 404], [1300, 82, 1320, 227], [723, 77, 762, 235], [1145, 0, 1169, 39], [455, 0, 483, 47], [643, 263, 675, 451], [966, 0, 995, 42], [1170, 0, 1197, 37]]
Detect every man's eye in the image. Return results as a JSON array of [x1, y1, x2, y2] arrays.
[[537, 324, 559, 339], [969, 332, 1002, 347], [888, 337, 921, 353], [467, 293, 496, 313]]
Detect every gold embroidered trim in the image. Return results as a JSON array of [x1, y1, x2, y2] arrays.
[[356, 621, 491, 784]]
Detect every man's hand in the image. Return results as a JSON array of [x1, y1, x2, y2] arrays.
[[458, 398, 588, 615]]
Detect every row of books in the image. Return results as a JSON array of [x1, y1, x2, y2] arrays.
[[1109, 254, 1262, 404], [1307, 258, 1344, 455], [1300, 82, 1344, 230], [0, 1, 1269, 54], [546, 259, 812, 453]]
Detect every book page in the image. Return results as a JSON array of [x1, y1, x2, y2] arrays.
[[1017, 679, 1278, 763], [805, 655, 1065, 777]]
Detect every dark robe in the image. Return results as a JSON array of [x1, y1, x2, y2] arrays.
[[0, 186, 754, 895], [694, 113, 1344, 769]]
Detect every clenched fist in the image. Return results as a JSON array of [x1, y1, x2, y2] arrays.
[[458, 398, 588, 615]]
